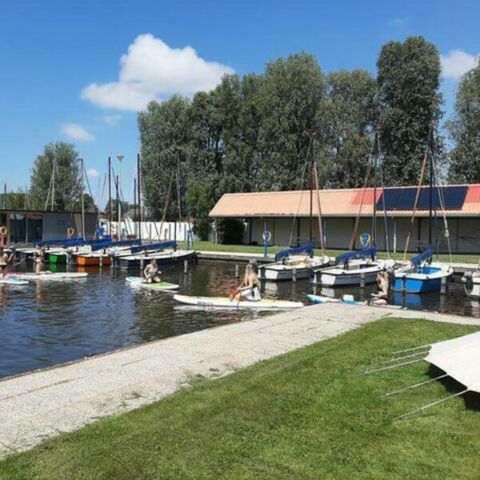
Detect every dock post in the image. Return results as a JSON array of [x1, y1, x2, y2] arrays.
[[360, 272, 366, 288], [292, 268, 297, 283], [441, 276, 447, 295], [235, 264, 239, 278], [140, 258, 144, 271], [99, 255, 103, 268], [184, 260, 189, 274]]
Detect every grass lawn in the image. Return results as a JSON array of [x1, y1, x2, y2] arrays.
[[1, 319, 480, 479], [187, 240, 480, 264]]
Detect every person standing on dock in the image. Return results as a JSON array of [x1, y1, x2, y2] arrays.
[[232, 261, 261, 301]]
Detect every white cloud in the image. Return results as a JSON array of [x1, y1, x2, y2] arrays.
[[60, 123, 95, 142], [441, 49, 479, 79], [81, 34, 234, 111], [103, 114, 122, 125], [86, 168, 100, 178]]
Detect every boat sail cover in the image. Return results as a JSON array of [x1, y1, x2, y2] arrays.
[[130, 240, 176, 254], [36, 237, 84, 247], [335, 246, 377, 264], [410, 248, 433, 267], [91, 239, 141, 251], [275, 243, 313, 260], [426, 331, 480, 394]]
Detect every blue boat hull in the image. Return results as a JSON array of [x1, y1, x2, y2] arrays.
[[393, 266, 449, 294], [393, 277, 442, 294]]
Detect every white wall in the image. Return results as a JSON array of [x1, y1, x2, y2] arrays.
[[106, 220, 199, 242]]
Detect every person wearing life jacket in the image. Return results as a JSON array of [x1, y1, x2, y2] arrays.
[[233, 260, 261, 301], [144, 259, 161, 284]]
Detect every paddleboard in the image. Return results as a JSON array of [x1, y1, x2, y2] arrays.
[[307, 294, 403, 309], [126, 276, 179, 290], [0, 276, 29, 285], [13, 272, 88, 281], [173, 294, 303, 310]]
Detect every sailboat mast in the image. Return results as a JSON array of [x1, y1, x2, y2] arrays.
[[309, 139, 314, 244], [428, 133, 433, 247], [80, 158, 85, 239], [137, 153, 142, 241], [312, 159, 325, 255], [372, 133, 378, 246], [108, 156, 112, 233]]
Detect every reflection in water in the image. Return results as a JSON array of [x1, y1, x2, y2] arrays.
[[0, 260, 478, 379]]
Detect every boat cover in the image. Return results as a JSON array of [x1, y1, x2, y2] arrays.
[[335, 246, 377, 264], [91, 239, 142, 251], [275, 243, 313, 260], [130, 240, 176, 254], [410, 248, 433, 267], [426, 331, 480, 394], [36, 237, 84, 247]]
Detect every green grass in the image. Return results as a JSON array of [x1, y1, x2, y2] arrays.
[[1, 319, 480, 479], [186, 240, 480, 264]]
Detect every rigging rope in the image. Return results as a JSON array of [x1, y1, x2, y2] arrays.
[[402, 146, 429, 262]]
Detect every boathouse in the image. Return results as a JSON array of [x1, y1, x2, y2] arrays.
[[0, 209, 97, 244], [209, 184, 480, 254]]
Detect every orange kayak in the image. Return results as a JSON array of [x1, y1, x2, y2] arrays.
[[75, 255, 111, 266]]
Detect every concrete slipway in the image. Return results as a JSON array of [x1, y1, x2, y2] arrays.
[[1, 303, 479, 458]]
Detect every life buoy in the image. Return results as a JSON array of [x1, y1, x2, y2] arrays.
[[0, 226, 8, 237], [67, 227, 75, 237]]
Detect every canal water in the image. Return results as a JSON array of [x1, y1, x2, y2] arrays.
[[0, 260, 478, 379]]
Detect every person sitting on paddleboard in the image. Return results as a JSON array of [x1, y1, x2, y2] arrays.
[[0, 247, 14, 277], [233, 261, 261, 301], [144, 259, 161, 284]]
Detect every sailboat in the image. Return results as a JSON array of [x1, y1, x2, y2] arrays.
[[260, 137, 330, 281], [312, 134, 392, 287], [392, 133, 453, 294]]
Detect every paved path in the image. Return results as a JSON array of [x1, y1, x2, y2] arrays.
[[1, 304, 479, 458]]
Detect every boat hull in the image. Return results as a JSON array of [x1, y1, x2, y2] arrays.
[[118, 250, 195, 269], [75, 255, 111, 267], [392, 265, 453, 294]]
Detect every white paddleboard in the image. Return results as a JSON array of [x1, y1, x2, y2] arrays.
[[307, 294, 403, 310], [0, 276, 29, 285], [173, 294, 303, 310], [14, 272, 88, 281], [126, 276, 179, 290]]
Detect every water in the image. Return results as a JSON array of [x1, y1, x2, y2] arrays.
[[0, 261, 478, 379]]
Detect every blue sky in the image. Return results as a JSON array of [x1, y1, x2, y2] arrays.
[[1, 0, 478, 204]]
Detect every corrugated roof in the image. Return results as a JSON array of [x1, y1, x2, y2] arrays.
[[209, 184, 480, 218]]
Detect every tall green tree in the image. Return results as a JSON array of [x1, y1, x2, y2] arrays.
[[377, 36, 442, 185], [0, 189, 29, 210], [447, 61, 480, 182], [138, 96, 191, 220], [316, 69, 377, 188], [257, 52, 326, 190], [29, 142, 82, 211]]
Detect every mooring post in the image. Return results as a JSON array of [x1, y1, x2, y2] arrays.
[[140, 258, 144, 271], [441, 275, 447, 295], [360, 272, 366, 288], [235, 264, 239, 278], [99, 255, 103, 268], [184, 259, 188, 274], [292, 268, 297, 282]]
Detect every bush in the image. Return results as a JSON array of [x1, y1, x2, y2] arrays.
[[217, 218, 244, 244]]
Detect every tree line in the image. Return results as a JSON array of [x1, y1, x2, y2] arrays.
[[3, 36, 479, 241], [139, 36, 479, 238]]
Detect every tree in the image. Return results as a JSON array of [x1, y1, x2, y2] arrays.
[[138, 96, 191, 220], [104, 199, 129, 221], [256, 53, 326, 190], [0, 189, 29, 210], [74, 193, 96, 212], [447, 61, 480, 182], [316, 70, 377, 188], [29, 142, 82, 211], [377, 36, 442, 185]]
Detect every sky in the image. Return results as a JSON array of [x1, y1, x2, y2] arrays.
[[1, 0, 479, 205]]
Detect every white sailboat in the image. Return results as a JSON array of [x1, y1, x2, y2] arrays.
[[260, 138, 330, 281]]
